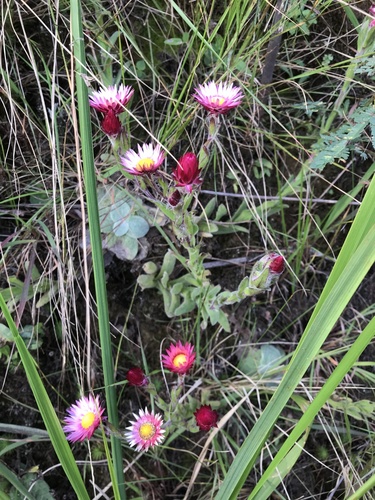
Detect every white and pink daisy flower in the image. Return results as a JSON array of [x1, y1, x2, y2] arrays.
[[120, 143, 165, 176], [63, 395, 105, 442], [162, 340, 196, 375], [193, 81, 243, 115], [89, 84, 134, 115], [125, 408, 165, 452]]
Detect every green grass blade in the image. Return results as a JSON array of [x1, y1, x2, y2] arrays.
[[70, 1, 125, 498], [252, 434, 309, 500], [249, 314, 375, 499], [216, 170, 375, 499], [217, 224, 375, 499], [347, 470, 375, 500], [0, 295, 89, 500], [0, 462, 35, 500], [312, 164, 375, 312]]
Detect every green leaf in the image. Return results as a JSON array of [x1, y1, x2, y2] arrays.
[[164, 38, 183, 46], [137, 274, 156, 290], [215, 204, 227, 221], [237, 348, 261, 376], [173, 301, 196, 316], [202, 197, 217, 218], [311, 103, 375, 170], [237, 345, 285, 377], [112, 219, 129, 237], [327, 397, 375, 420], [198, 221, 218, 234], [110, 202, 131, 222], [159, 251, 177, 277], [111, 202, 131, 236], [10, 473, 55, 500], [127, 215, 149, 238], [0, 323, 13, 342], [110, 234, 139, 260], [71, 2, 124, 494], [0, 462, 35, 500], [258, 345, 285, 375]]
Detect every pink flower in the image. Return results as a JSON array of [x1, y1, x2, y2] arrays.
[[125, 408, 165, 451], [162, 341, 195, 375], [63, 395, 105, 442], [100, 108, 122, 137], [126, 367, 148, 387], [172, 153, 202, 193], [193, 81, 243, 115], [89, 84, 134, 115], [120, 143, 165, 175], [194, 405, 219, 431]]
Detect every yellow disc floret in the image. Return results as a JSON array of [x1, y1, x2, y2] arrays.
[[210, 96, 225, 106], [173, 353, 187, 367], [136, 158, 155, 172], [139, 422, 156, 440], [81, 411, 96, 429]]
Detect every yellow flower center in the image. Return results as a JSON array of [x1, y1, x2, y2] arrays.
[[173, 353, 187, 367], [139, 422, 156, 440], [81, 411, 96, 429], [210, 96, 225, 106], [136, 157, 155, 172]]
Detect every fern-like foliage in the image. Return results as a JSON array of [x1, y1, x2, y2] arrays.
[[354, 56, 375, 76], [310, 101, 375, 170]]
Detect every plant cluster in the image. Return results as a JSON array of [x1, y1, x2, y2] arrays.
[[63, 341, 219, 452], [88, 79, 285, 331], [59, 76, 285, 458]]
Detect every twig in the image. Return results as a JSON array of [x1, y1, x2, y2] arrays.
[[200, 190, 360, 205]]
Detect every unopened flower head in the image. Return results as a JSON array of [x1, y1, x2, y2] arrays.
[[120, 143, 165, 176], [125, 408, 165, 451], [172, 152, 202, 193], [194, 404, 219, 431], [268, 253, 285, 274], [63, 395, 105, 442], [100, 108, 122, 137], [250, 253, 285, 290], [168, 190, 182, 207], [162, 340, 195, 375], [193, 81, 244, 115], [89, 84, 134, 115], [126, 367, 148, 387]]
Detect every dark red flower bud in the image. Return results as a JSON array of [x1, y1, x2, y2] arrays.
[[194, 404, 219, 431], [269, 254, 285, 274], [101, 109, 122, 137], [126, 367, 148, 387], [172, 152, 202, 193], [168, 190, 182, 206], [250, 253, 285, 290]]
